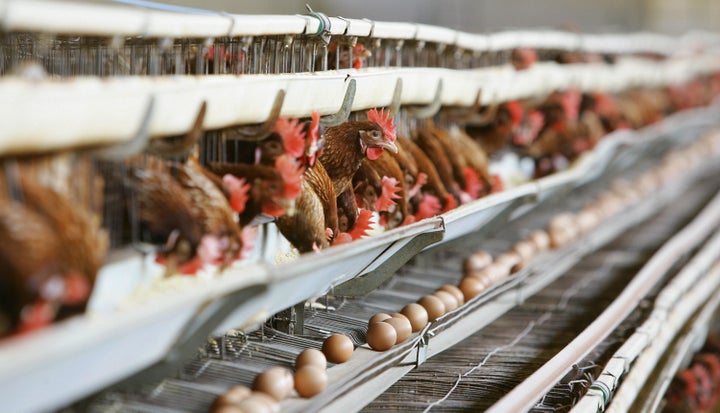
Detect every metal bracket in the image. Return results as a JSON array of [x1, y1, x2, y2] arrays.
[[442, 88, 482, 121], [271, 301, 306, 335], [388, 78, 403, 117], [232, 89, 286, 141], [332, 226, 445, 297], [146, 101, 206, 158], [320, 78, 356, 127], [91, 96, 155, 161], [406, 79, 443, 119]]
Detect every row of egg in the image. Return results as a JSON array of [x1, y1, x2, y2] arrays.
[[209, 130, 720, 412]]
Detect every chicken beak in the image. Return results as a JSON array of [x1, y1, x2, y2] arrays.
[[379, 140, 398, 154]]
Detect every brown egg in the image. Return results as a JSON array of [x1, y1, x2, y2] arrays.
[[471, 262, 510, 283], [575, 210, 599, 234], [548, 213, 577, 248], [237, 393, 279, 413], [295, 349, 326, 370], [211, 385, 252, 411], [294, 365, 328, 398], [439, 284, 464, 306], [513, 240, 536, 262], [433, 290, 459, 312], [383, 316, 412, 344], [366, 321, 397, 351], [368, 313, 392, 326], [252, 366, 293, 401], [322, 334, 354, 364], [529, 230, 550, 252], [463, 251, 493, 273], [418, 295, 446, 322], [459, 276, 486, 301], [495, 252, 521, 273], [390, 312, 410, 322], [401, 303, 429, 332]]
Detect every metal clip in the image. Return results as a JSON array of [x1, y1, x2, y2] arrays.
[[406, 79, 443, 119], [416, 333, 429, 367], [232, 89, 286, 141], [320, 78, 356, 127], [91, 96, 155, 161], [388, 78, 403, 117], [305, 4, 331, 45], [146, 101, 206, 158]]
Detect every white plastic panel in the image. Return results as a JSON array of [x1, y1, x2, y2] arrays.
[[370, 21, 418, 40], [456, 32, 490, 51], [0, 0, 148, 36], [145, 10, 232, 38], [415, 24, 458, 44], [343, 18, 373, 37], [229, 15, 306, 36]]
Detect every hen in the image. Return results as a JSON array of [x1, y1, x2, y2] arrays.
[[208, 155, 303, 226], [0, 176, 108, 336], [276, 108, 398, 252], [131, 156, 245, 274]]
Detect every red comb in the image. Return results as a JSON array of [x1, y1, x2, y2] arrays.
[[374, 176, 402, 212], [408, 172, 428, 198], [504, 100, 524, 127], [274, 117, 306, 159], [527, 110, 545, 139], [462, 166, 484, 200], [414, 194, 441, 221], [348, 209, 374, 240], [442, 194, 458, 213], [241, 226, 257, 255], [560, 88, 581, 121], [275, 154, 304, 199], [367, 108, 397, 142], [222, 174, 251, 214], [491, 174, 504, 193], [306, 111, 321, 166]]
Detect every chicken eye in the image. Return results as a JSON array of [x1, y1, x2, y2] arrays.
[[266, 141, 281, 152], [365, 187, 375, 197], [371, 130, 382, 138]]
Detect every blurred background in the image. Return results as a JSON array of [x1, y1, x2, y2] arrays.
[[156, 0, 719, 34]]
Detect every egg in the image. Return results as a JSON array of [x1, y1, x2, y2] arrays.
[[401, 303, 429, 332], [252, 367, 293, 401], [548, 213, 577, 248], [495, 251, 521, 273], [438, 284, 464, 306], [211, 385, 252, 411], [459, 276, 486, 301], [513, 240, 536, 262], [575, 210, 599, 234], [471, 262, 509, 283], [463, 251, 493, 273], [383, 316, 412, 344], [433, 290, 459, 312], [294, 365, 328, 398], [237, 393, 279, 413], [368, 313, 392, 326], [322, 334, 354, 364], [366, 321, 397, 351], [529, 230, 550, 251], [418, 295, 445, 322], [295, 349, 326, 370]]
